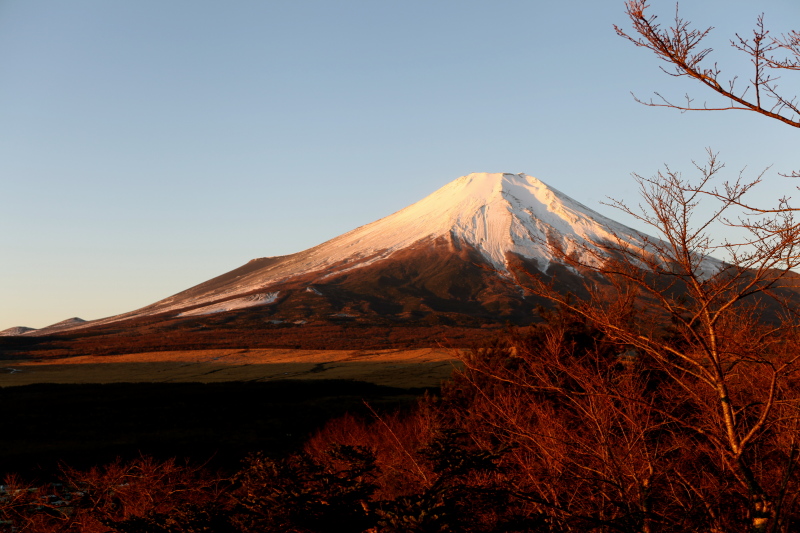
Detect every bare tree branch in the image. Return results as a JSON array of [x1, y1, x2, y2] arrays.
[[616, 1, 800, 129]]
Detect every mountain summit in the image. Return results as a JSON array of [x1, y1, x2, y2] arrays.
[[305, 171, 647, 271], [17, 172, 659, 335], [129, 173, 650, 317]]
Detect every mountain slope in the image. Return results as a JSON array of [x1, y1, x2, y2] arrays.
[[121, 172, 652, 316], [15, 172, 679, 336]]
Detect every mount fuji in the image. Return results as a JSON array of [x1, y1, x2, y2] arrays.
[[5, 173, 666, 343], [126, 172, 651, 315]]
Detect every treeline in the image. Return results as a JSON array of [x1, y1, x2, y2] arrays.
[[4, 310, 800, 532]]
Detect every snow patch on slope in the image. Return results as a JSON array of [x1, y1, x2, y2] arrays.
[[176, 292, 279, 317]]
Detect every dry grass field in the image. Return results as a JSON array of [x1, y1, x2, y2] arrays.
[[0, 347, 462, 388], [1, 347, 463, 476]]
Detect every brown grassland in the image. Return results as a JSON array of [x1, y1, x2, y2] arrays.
[[0, 348, 461, 389]]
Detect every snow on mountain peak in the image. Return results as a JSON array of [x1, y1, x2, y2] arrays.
[[321, 172, 648, 272], [140, 172, 653, 313], [14, 171, 726, 334]]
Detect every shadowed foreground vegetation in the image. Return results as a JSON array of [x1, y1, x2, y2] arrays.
[[4, 311, 800, 532], [0, 380, 428, 480]]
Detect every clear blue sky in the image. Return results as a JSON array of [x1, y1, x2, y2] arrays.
[[1, 0, 797, 330]]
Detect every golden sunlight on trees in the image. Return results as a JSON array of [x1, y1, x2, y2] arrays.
[[509, 158, 800, 531], [449, 2, 800, 531], [448, 2, 800, 531]]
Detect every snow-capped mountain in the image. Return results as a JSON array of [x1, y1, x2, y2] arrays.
[[133, 172, 650, 312], [13, 172, 673, 336]]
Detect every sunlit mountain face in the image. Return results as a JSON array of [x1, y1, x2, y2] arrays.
[[4, 172, 684, 350]]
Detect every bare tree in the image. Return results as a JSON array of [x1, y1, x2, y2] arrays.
[[439, 5, 800, 530], [443, 154, 800, 530], [615, 0, 800, 130], [453, 5, 800, 530], [616, 0, 799, 183], [614, 0, 800, 273], [502, 151, 800, 531], [449, 316, 688, 531]]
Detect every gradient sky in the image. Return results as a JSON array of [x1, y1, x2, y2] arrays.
[[1, 0, 797, 331]]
